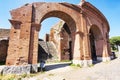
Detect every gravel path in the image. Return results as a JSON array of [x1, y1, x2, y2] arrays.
[[24, 58, 120, 80]]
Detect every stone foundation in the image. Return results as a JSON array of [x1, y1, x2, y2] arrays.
[[30, 64, 38, 73], [72, 60, 84, 66], [0, 66, 5, 75], [102, 57, 111, 62], [83, 60, 92, 67], [72, 60, 92, 67], [2, 64, 38, 75]]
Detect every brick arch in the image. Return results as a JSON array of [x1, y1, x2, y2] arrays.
[[81, 2, 110, 32], [31, 3, 81, 63], [5, 1, 111, 74], [40, 11, 76, 33], [32, 2, 80, 31], [30, 3, 79, 63], [36, 11, 76, 61], [89, 24, 103, 40], [89, 25, 104, 61]]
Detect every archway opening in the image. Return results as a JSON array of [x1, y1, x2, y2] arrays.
[[0, 39, 9, 65], [32, 10, 77, 71], [38, 17, 75, 65], [89, 25, 103, 63]]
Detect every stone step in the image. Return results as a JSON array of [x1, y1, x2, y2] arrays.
[[47, 42, 57, 54], [38, 41, 58, 62]]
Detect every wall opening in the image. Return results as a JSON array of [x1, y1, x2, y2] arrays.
[[38, 17, 73, 65], [89, 29, 97, 62], [89, 25, 103, 63]]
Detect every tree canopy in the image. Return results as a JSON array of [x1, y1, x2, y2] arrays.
[[110, 36, 120, 51]]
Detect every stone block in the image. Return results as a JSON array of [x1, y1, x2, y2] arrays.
[[2, 65, 31, 75], [30, 64, 38, 73]]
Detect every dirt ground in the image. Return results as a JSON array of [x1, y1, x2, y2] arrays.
[[23, 58, 120, 80]]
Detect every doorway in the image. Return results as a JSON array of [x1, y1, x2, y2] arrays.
[[89, 29, 97, 62]]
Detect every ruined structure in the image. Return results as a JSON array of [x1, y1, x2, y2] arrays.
[[5, 1, 111, 74], [0, 29, 9, 63]]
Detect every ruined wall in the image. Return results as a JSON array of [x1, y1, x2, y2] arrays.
[[0, 39, 9, 62], [6, 1, 111, 69], [6, 4, 33, 65], [49, 21, 71, 61], [60, 28, 70, 60], [95, 40, 103, 57], [0, 29, 10, 38], [0, 29, 10, 62]]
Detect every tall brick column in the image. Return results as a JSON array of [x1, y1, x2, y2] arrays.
[[58, 33, 62, 61], [28, 23, 40, 72], [18, 22, 32, 65], [81, 13, 92, 67], [75, 12, 92, 67], [82, 33, 92, 67], [6, 20, 22, 65], [102, 25, 110, 62], [29, 23, 41, 64], [102, 38, 110, 62], [5, 20, 32, 74], [72, 30, 83, 66]]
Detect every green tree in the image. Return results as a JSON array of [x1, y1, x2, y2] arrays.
[[110, 36, 120, 51]]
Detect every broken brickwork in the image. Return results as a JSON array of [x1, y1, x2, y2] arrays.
[[6, 1, 111, 72]]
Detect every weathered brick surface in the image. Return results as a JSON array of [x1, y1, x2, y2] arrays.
[[6, 1, 111, 68], [0, 40, 8, 62], [0, 29, 10, 38]]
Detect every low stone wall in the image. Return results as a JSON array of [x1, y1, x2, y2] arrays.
[[2, 65, 31, 75], [1, 64, 38, 75]]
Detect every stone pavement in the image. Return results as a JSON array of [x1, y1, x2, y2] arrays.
[[26, 58, 120, 80]]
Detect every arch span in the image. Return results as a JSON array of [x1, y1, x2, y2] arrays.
[[29, 2, 81, 64], [5, 1, 111, 74], [89, 25, 103, 63], [40, 11, 76, 33]]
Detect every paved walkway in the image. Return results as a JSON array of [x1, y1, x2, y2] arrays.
[[25, 58, 120, 80]]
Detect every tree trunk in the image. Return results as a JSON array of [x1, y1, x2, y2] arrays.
[[118, 45, 120, 54]]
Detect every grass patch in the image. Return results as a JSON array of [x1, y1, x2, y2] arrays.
[[21, 74, 28, 78], [70, 64, 82, 68], [0, 73, 35, 80], [61, 60, 71, 62], [103, 61, 110, 64], [46, 60, 71, 64], [0, 74, 16, 80], [29, 73, 36, 77], [48, 73, 54, 76], [89, 64, 94, 67]]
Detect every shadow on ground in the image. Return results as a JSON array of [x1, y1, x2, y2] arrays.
[[45, 62, 71, 71]]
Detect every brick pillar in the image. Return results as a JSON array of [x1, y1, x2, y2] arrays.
[[29, 23, 41, 64], [6, 20, 22, 65], [28, 23, 40, 73], [102, 38, 110, 62], [83, 33, 92, 67], [107, 34, 112, 56], [17, 22, 32, 65], [58, 33, 62, 61], [72, 29, 83, 66], [81, 12, 92, 67]]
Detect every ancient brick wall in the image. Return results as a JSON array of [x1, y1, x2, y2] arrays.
[[0, 29, 10, 62], [0, 39, 8, 62], [60, 28, 70, 60], [6, 1, 111, 70]]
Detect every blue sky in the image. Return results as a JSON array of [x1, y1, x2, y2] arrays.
[[0, 0, 120, 38]]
